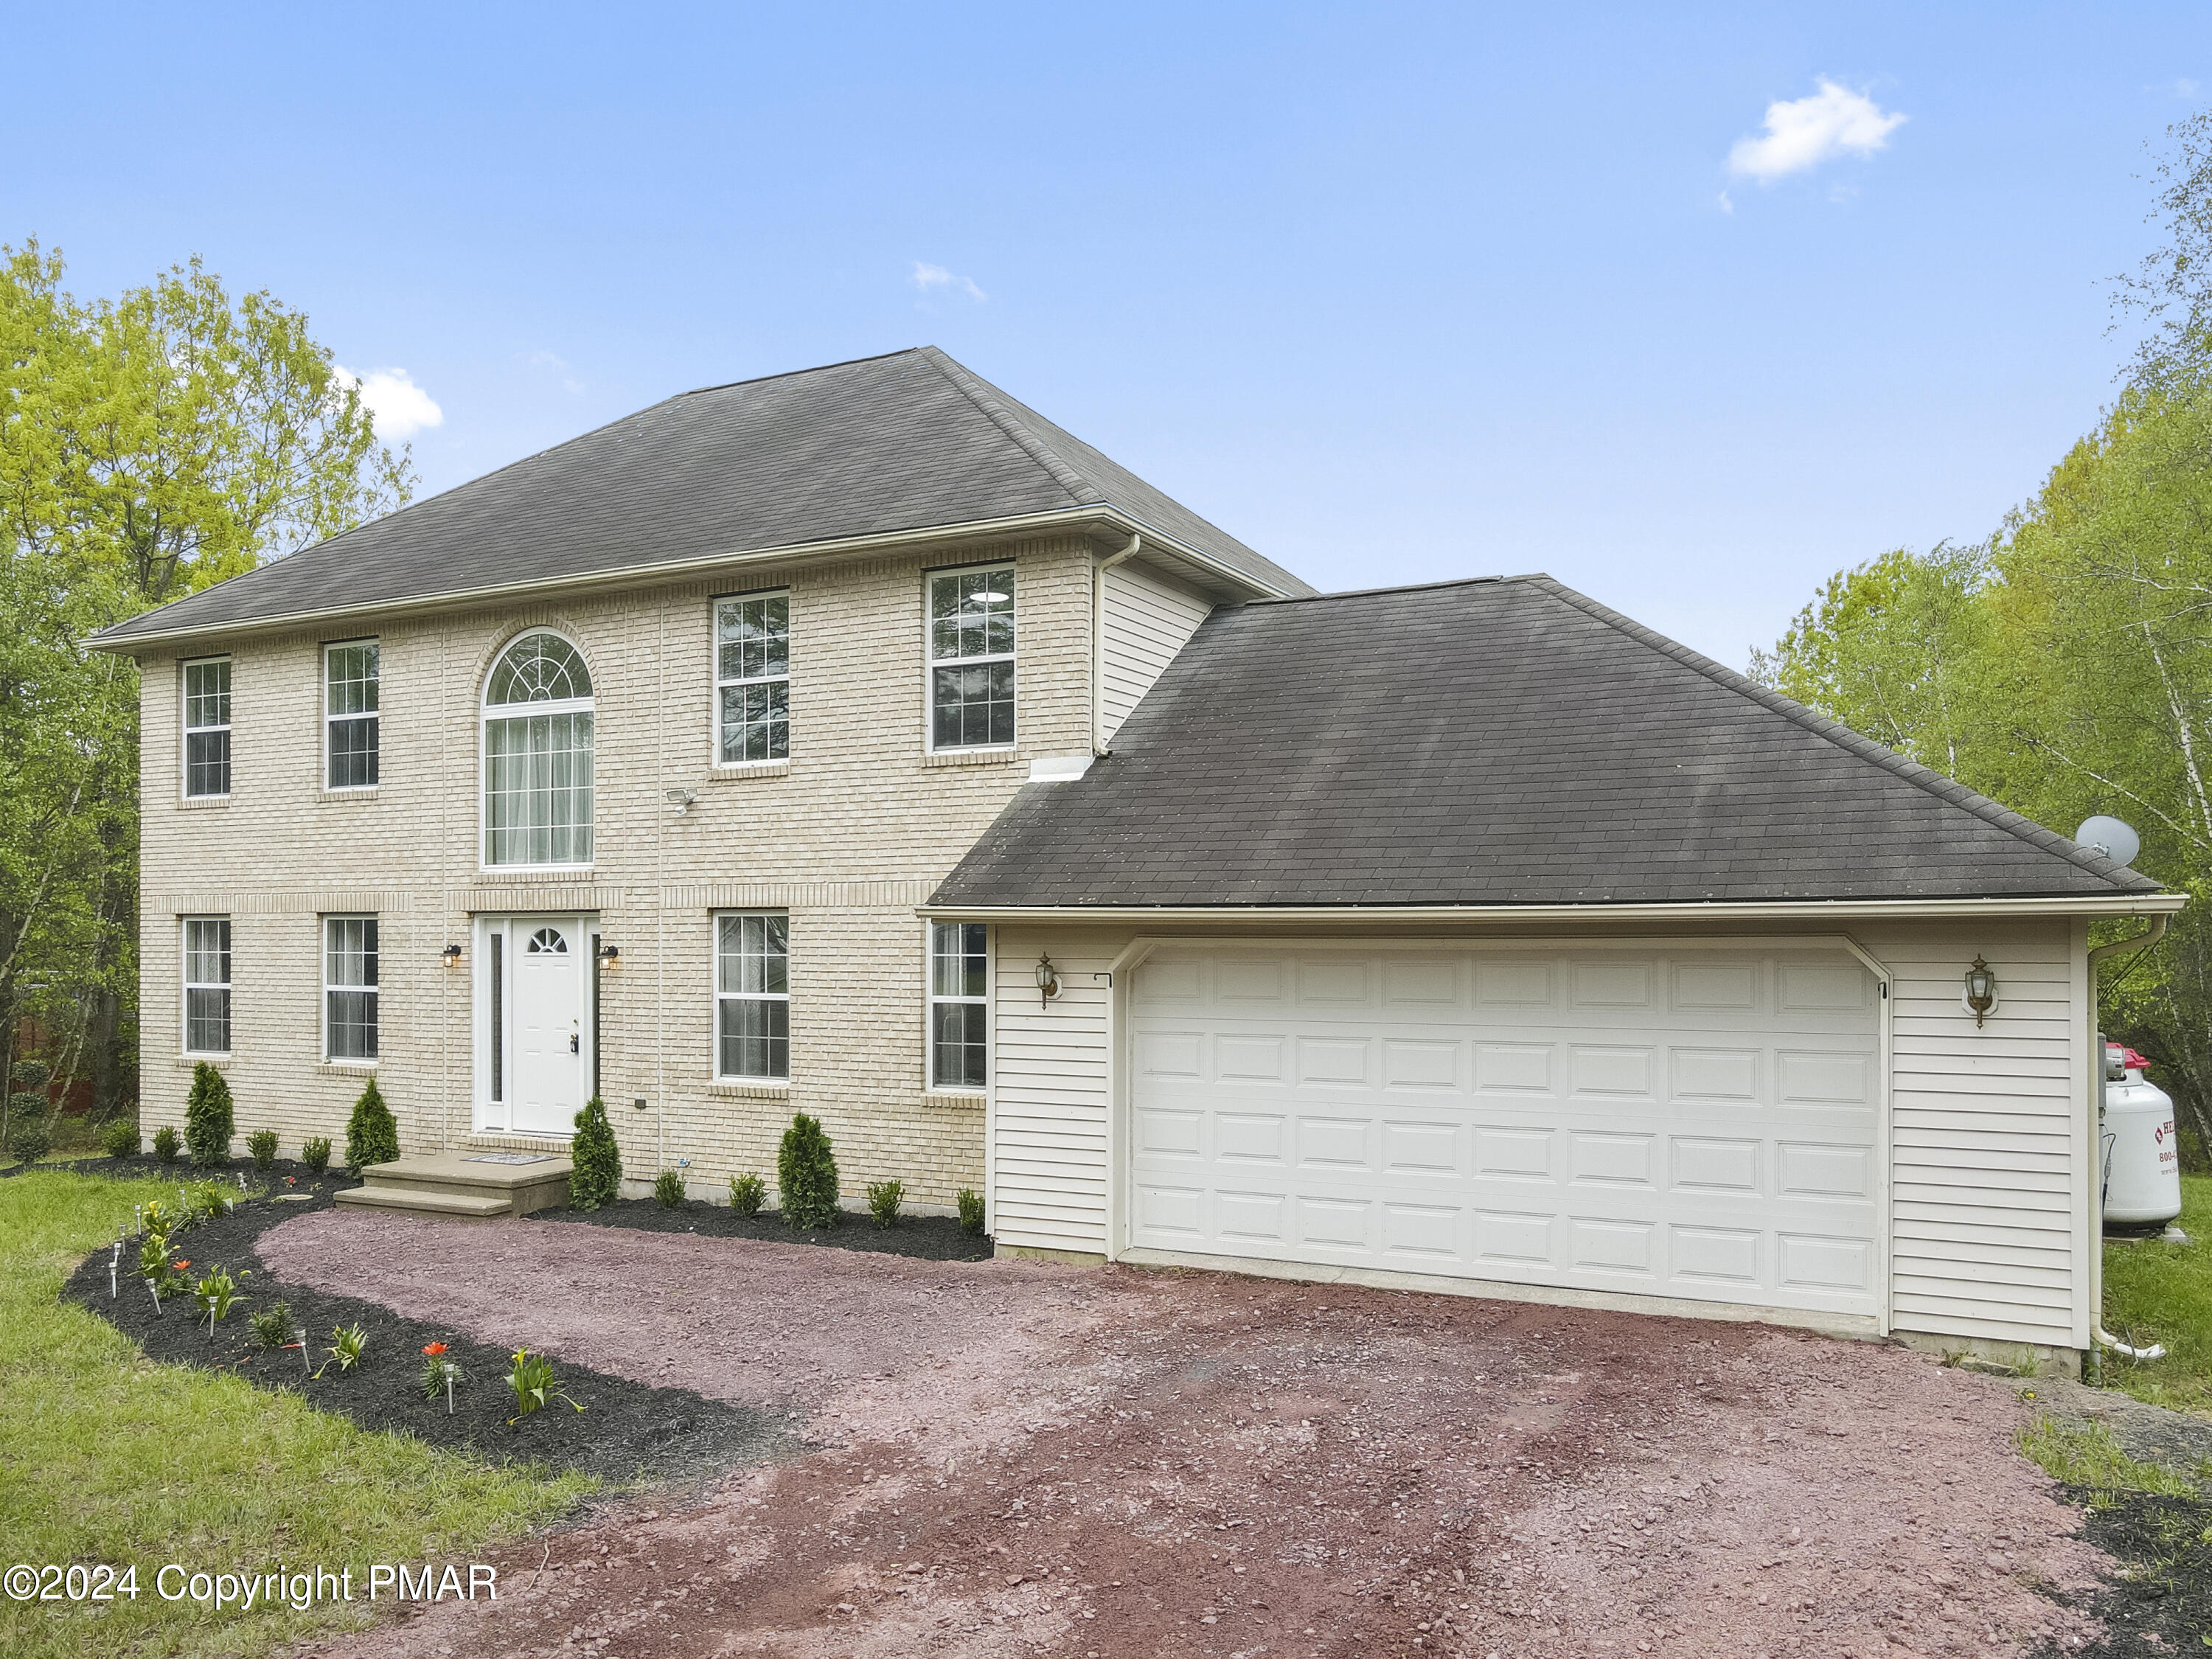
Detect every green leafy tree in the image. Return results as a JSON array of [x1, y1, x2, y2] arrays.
[[344, 1078, 399, 1173], [777, 1113, 841, 1229], [568, 1098, 620, 1210], [0, 241, 411, 1142], [183, 1060, 233, 1166]]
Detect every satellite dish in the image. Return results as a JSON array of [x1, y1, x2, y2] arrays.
[[2075, 815, 2141, 868]]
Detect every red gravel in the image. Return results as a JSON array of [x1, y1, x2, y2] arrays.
[[263, 1208, 2110, 1658]]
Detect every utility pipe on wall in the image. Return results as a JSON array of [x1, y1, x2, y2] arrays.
[[1093, 534, 1142, 756], [2087, 914, 2171, 1366]]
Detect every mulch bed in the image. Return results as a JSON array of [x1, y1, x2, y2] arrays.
[[2033, 1487, 2212, 1656], [534, 1196, 995, 1261], [59, 1172, 797, 1486]]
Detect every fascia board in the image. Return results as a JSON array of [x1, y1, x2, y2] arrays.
[[916, 894, 2188, 923]]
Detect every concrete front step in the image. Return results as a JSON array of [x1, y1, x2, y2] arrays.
[[333, 1150, 574, 1220]]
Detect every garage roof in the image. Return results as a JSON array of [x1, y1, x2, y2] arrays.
[[91, 347, 1312, 647], [931, 574, 2165, 908]]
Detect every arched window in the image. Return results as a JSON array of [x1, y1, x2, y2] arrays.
[[483, 631, 594, 866]]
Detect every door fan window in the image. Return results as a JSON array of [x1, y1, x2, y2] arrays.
[[526, 927, 568, 954]]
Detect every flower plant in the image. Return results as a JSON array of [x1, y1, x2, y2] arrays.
[[504, 1349, 583, 1422], [319, 1322, 367, 1377], [250, 1302, 293, 1349], [420, 1343, 465, 1411], [192, 1265, 248, 1336]]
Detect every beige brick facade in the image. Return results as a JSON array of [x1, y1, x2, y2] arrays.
[[139, 534, 1111, 1206]]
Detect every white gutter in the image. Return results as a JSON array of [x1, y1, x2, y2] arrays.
[[1092, 533, 1142, 755], [919, 894, 2186, 924], [2087, 914, 2174, 1365], [89, 504, 1299, 655]]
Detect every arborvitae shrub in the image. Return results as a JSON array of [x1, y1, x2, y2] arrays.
[[344, 1079, 399, 1173], [957, 1187, 987, 1235], [184, 1062, 235, 1167], [728, 1171, 766, 1217], [777, 1113, 841, 1230], [568, 1097, 621, 1211], [102, 1119, 142, 1159]]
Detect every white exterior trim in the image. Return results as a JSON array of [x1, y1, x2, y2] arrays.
[[928, 896, 2184, 923]]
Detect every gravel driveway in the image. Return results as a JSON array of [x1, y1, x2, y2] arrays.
[[263, 1209, 2109, 1658]]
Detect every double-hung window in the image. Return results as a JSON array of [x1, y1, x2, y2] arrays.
[[324, 917, 379, 1062], [183, 658, 232, 796], [182, 917, 232, 1054], [715, 912, 789, 1080], [325, 640, 380, 789], [714, 593, 789, 764], [928, 566, 1015, 749], [928, 922, 988, 1090]]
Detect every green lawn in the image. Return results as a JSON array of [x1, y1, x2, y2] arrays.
[[2101, 1172, 2212, 1416], [0, 1169, 591, 1659]]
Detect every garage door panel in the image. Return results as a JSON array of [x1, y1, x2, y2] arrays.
[[1127, 945, 1878, 1318]]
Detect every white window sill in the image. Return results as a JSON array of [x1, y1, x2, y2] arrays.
[[322, 786, 380, 800], [177, 1053, 231, 1068], [316, 1060, 379, 1075], [474, 866, 597, 882], [709, 1079, 791, 1099], [922, 747, 1019, 768], [178, 794, 232, 808], [925, 1088, 987, 1104], [708, 761, 790, 782]]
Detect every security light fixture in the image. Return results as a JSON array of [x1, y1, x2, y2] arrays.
[[1034, 953, 1062, 1008], [1964, 955, 1996, 1026], [441, 944, 463, 968], [665, 787, 698, 814]]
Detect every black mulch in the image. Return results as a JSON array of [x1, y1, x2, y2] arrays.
[[60, 1173, 799, 1488], [3, 1150, 319, 1181], [2032, 1486, 2212, 1656], [535, 1196, 995, 1261]]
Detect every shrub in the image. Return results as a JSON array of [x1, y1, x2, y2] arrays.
[[300, 1135, 332, 1175], [151, 1125, 181, 1164], [568, 1097, 621, 1211], [9, 1120, 51, 1165], [344, 1079, 399, 1173], [866, 1179, 904, 1228], [505, 1348, 584, 1421], [184, 1061, 234, 1166], [728, 1171, 766, 1217], [102, 1119, 141, 1159], [653, 1169, 686, 1208], [777, 1113, 841, 1230], [957, 1187, 987, 1235], [250, 1301, 293, 1349], [11, 1058, 50, 1091], [246, 1129, 278, 1171]]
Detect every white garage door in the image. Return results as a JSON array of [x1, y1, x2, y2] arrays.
[[1127, 942, 1881, 1318]]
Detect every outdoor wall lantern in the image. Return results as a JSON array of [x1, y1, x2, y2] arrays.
[[1034, 953, 1062, 1008], [1964, 955, 1997, 1026], [597, 942, 621, 968], [441, 944, 464, 969]]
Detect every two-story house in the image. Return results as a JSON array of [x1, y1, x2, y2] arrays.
[[96, 346, 2181, 1373]]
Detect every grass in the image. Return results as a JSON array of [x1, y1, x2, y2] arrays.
[[2015, 1415, 2199, 1500], [2101, 1172, 2212, 1416], [0, 1168, 592, 1659]]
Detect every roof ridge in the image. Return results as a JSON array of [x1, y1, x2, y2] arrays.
[[1525, 576, 2153, 892], [1253, 573, 1514, 605], [914, 347, 1100, 510], [676, 347, 926, 398]]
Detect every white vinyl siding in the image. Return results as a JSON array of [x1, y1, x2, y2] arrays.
[[1865, 919, 2084, 1348], [990, 932, 1114, 1253], [1099, 563, 1213, 742]]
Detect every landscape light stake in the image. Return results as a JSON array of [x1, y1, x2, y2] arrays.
[[145, 1278, 161, 1315], [446, 1363, 458, 1415], [297, 1329, 311, 1377], [110, 1243, 121, 1299], [133, 1204, 142, 1236]]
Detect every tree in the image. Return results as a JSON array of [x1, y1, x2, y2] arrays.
[[0, 243, 411, 1146], [343, 1077, 400, 1173], [183, 1060, 233, 1167], [568, 1098, 621, 1210], [777, 1113, 841, 1229]]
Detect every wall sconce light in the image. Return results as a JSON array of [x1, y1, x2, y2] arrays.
[[597, 943, 621, 967], [1964, 954, 1996, 1026], [1034, 952, 1062, 1008], [441, 944, 464, 969]]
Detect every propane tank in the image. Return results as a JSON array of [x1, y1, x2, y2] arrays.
[[2101, 1041, 2183, 1234]]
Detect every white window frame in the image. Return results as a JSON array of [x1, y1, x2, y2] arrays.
[[324, 639, 380, 791], [712, 590, 790, 767], [479, 630, 595, 872], [927, 920, 990, 1093], [181, 916, 232, 1057], [322, 915, 379, 1065], [182, 656, 232, 799], [713, 911, 790, 1082], [925, 564, 1016, 753]]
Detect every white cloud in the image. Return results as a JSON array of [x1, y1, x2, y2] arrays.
[[333, 364, 445, 439], [1727, 80, 1905, 184], [521, 348, 584, 394], [911, 260, 987, 302]]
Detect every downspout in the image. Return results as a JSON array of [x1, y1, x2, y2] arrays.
[[2088, 914, 2171, 1366], [1093, 534, 1141, 756]]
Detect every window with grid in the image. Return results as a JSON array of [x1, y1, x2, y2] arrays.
[[183, 658, 232, 796], [324, 917, 379, 1062], [325, 640, 380, 788], [928, 921, 988, 1090], [928, 566, 1015, 749], [182, 917, 232, 1054], [714, 592, 790, 764], [715, 912, 789, 1080], [482, 631, 594, 866]]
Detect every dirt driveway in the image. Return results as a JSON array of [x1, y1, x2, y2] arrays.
[[263, 1210, 2107, 1658]]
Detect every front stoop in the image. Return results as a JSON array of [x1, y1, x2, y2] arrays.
[[333, 1150, 572, 1221]]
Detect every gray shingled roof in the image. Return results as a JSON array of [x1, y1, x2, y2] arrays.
[[93, 347, 1311, 645], [931, 574, 2163, 908]]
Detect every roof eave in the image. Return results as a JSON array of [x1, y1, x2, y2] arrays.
[[917, 894, 2186, 923], [87, 502, 1301, 655]]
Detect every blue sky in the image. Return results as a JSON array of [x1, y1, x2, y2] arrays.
[[4, 3, 2203, 664]]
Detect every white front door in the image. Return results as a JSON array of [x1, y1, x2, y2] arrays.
[[479, 915, 594, 1135], [1126, 942, 1882, 1319]]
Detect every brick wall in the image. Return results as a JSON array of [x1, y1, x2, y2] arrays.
[[139, 535, 1099, 1205]]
